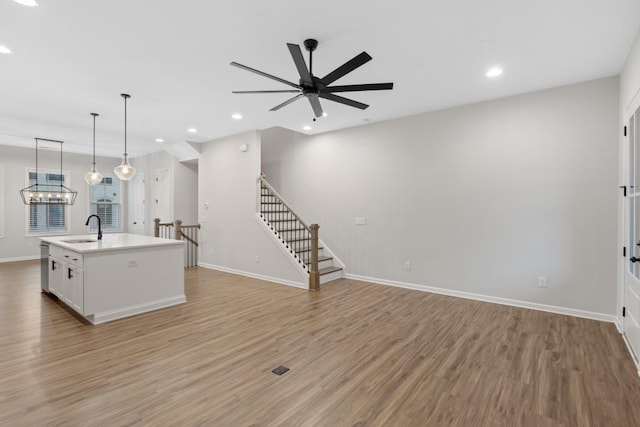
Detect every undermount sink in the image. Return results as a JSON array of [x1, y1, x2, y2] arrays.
[[62, 239, 97, 244]]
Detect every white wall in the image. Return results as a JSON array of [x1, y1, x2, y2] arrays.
[[618, 29, 640, 323], [174, 160, 198, 225], [129, 151, 198, 235], [262, 77, 619, 316], [0, 144, 121, 261], [198, 130, 305, 286]]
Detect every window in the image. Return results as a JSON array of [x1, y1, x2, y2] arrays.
[[89, 176, 122, 232], [25, 169, 70, 235]]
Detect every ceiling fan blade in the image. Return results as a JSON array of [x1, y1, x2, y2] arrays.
[[233, 90, 301, 94], [287, 43, 312, 84], [325, 83, 394, 93], [319, 92, 369, 110], [309, 97, 323, 118], [321, 52, 372, 86], [230, 62, 301, 89], [269, 94, 304, 111]]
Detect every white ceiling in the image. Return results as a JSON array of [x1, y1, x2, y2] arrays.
[[0, 0, 639, 159]]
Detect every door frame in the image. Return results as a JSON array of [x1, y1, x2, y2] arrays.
[[620, 87, 640, 372]]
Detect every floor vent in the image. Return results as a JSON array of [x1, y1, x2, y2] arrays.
[[271, 365, 289, 375]]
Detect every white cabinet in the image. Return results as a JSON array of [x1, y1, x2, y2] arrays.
[[49, 248, 84, 315], [63, 264, 84, 314], [41, 234, 185, 324], [48, 257, 63, 297]]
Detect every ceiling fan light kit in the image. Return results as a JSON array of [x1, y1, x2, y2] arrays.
[[230, 38, 393, 118]]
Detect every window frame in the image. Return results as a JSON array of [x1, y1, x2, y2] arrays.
[[88, 175, 123, 233]]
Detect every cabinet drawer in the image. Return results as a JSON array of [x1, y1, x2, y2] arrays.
[[62, 249, 83, 268], [49, 245, 64, 260]]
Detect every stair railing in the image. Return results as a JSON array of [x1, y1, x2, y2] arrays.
[[258, 176, 320, 290], [154, 218, 174, 239], [154, 218, 200, 268], [175, 220, 200, 268]]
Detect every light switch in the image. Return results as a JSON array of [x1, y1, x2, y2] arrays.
[[355, 217, 367, 225]]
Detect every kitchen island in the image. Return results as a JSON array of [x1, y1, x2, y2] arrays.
[[41, 233, 185, 324]]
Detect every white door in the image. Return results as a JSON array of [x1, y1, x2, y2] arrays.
[[154, 169, 172, 222], [624, 104, 640, 362], [130, 172, 145, 234]]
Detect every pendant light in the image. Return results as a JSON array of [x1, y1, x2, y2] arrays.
[[84, 112, 103, 185], [114, 93, 136, 181], [19, 138, 77, 205]]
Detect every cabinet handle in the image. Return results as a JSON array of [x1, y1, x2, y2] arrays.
[[51, 260, 56, 271], [64, 255, 69, 258], [72, 258, 78, 261], [68, 268, 73, 279]]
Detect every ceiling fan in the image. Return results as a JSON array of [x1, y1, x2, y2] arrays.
[[230, 38, 393, 118]]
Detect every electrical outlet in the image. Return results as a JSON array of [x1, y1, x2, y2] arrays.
[[404, 261, 411, 271], [538, 277, 547, 288], [127, 260, 138, 268], [355, 217, 367, 225]]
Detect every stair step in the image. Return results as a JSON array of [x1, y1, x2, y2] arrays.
[[275, 227, 306, 232], [307, 255, 332, 264], [295, 246, 324, 254], [261, 202, 282, 205], [319, 266, 342, 276], [267, 219, 298, 223]]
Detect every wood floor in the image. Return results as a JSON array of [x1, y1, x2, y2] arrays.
[[1, 261, 640, 426]]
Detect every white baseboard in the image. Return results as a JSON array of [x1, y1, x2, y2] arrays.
[[615, 320, 623, 334], [0, 255, 39, 264], [198, 262, 307, 290], [344, 273, 618, 324], [88, 295, 187, 324]]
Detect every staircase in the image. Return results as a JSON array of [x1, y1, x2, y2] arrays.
[[258, 177, 343, 288]]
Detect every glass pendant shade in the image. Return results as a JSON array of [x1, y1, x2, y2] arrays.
[[85, 112, 103, 185], [114, 155, 136, 180], [114, 93, 136, 181], [84, 167, 103, 185]]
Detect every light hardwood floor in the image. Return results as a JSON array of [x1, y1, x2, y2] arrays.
[[1, 260, 639, 426]]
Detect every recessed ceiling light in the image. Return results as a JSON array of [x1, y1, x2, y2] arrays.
[[0, 45, 12, 55], [322, 112, 328, 117], [13, 0, 38, 6], [232, 113, 243, 120], [187, 128, 197, 133], [486, 67, 503, 78], [155, 138, 164, 143], [303, 125, 312, 131]]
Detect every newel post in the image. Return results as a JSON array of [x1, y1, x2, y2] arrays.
[[309, 224, 320, 291], [175, 220, 182, 241], [154, 218, 160, 238]]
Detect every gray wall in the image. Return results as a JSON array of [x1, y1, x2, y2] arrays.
[[0, 144, 121, 261], [198, 130, 305, 286], [262, 77, 619, 316]]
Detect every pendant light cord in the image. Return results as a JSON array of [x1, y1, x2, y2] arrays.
[[60, 139, 63, 190], [121, 93, 130, 159], [91, 113, 98, 168]]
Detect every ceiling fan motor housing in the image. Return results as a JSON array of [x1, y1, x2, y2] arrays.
[[304, 39, 318, 52]]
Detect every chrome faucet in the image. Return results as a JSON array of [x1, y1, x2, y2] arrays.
[[85, 215, 102, 240]]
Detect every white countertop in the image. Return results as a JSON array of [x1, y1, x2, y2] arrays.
[[41, 233, 184, 254]]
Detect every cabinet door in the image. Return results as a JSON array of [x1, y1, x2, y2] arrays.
[[48, 257, 63, 297], [65, 266, 84, 314]]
